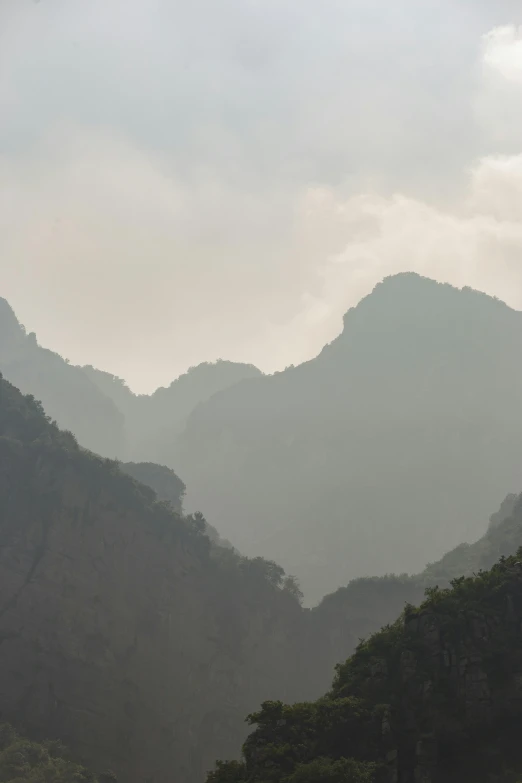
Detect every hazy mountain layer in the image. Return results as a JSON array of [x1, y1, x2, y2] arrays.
[[1, 369, 522, 782], [82, 360, 262, 466], [312, 491, 522, 650], [0, 373, 329, 783], [0, 298, 125, 458], [177, 273, 522, 602]]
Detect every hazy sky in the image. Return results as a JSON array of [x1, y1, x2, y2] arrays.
[[1, 0, 522, 392]]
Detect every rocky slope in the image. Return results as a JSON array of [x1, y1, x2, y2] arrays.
[[0, 374, 321, 783], [177, 273, 522, 602], [210, 550, 522, 783]]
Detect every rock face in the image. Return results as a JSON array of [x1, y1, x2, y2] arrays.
[[0, 375, 321, 783], [177, 274, 522, 602]]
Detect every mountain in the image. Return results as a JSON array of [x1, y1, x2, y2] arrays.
[[118, 459, 232, 546], [176, 273, 522, 603], [118, 461, 186, 514], [311, 492, 522, 654], [82, 360, 262, 465], [0, 372, 326, 783], [209, 549, 522, 783], [0, 299, 125, 458], [1, 368, 522, 782]]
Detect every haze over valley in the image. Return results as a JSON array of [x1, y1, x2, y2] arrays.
[[1, 2, 522, 782]]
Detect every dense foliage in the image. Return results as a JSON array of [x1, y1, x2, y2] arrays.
[[0, 724, 99, 783], [0, 372, 312, 781], [208, 549, 522, 783]]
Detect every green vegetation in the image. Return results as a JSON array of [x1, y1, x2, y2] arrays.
[[309, 491, 522, 661], [209, 550, 522, 783], [0, 371, 311, 781], [0, 724, 99, 783]]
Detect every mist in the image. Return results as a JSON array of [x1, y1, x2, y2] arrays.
[[1, 1, 522, 391], [3, 5, 522, 783]]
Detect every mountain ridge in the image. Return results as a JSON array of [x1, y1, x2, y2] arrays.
[[176, 273, 522, 601]]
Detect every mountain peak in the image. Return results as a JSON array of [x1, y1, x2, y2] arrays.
[[340, 272, 517, 334], [0, 297, 25, 342]]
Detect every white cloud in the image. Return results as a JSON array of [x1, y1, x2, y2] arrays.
[[2, 5, 522, 391], [483, 25, 522, 83]]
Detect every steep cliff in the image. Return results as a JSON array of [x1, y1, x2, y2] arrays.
[[0, 299, 125, 458], [0, 374, 316, 783], [210, 551, 522, 783], [177, 274, 522, 602]]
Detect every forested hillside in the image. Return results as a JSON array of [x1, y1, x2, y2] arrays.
[[210, 550, 522, 783], [0, 368, 521, 782], [0, 374, 316, 783], [5, 276, 521, 606], [176, 273, 522, 602], [0, 724, 102, 783]]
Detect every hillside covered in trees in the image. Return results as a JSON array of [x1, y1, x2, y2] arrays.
[[1, 366, 522, 781], [0, 373, 320, 782], [4, 275, 521, 606], [0, 724, 101, 783], [210, 550, 522, 783], [176, 273, 522, 602]]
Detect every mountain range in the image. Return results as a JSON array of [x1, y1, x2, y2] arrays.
[[2, 273, 522, 781], [4, 274, 522, 603]]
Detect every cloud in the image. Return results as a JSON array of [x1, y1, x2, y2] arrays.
[[483, 25, 522, 83], [1, 6, 522, 391]]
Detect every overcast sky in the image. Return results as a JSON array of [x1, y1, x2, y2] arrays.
[[1, 0, 522, 392]]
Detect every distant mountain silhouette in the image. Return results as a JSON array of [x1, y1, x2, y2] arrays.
[[176, 273, 522, 602], [82, 360, 262, 465], [0, 298, 125, 457], [0, 295, 261, 467]]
